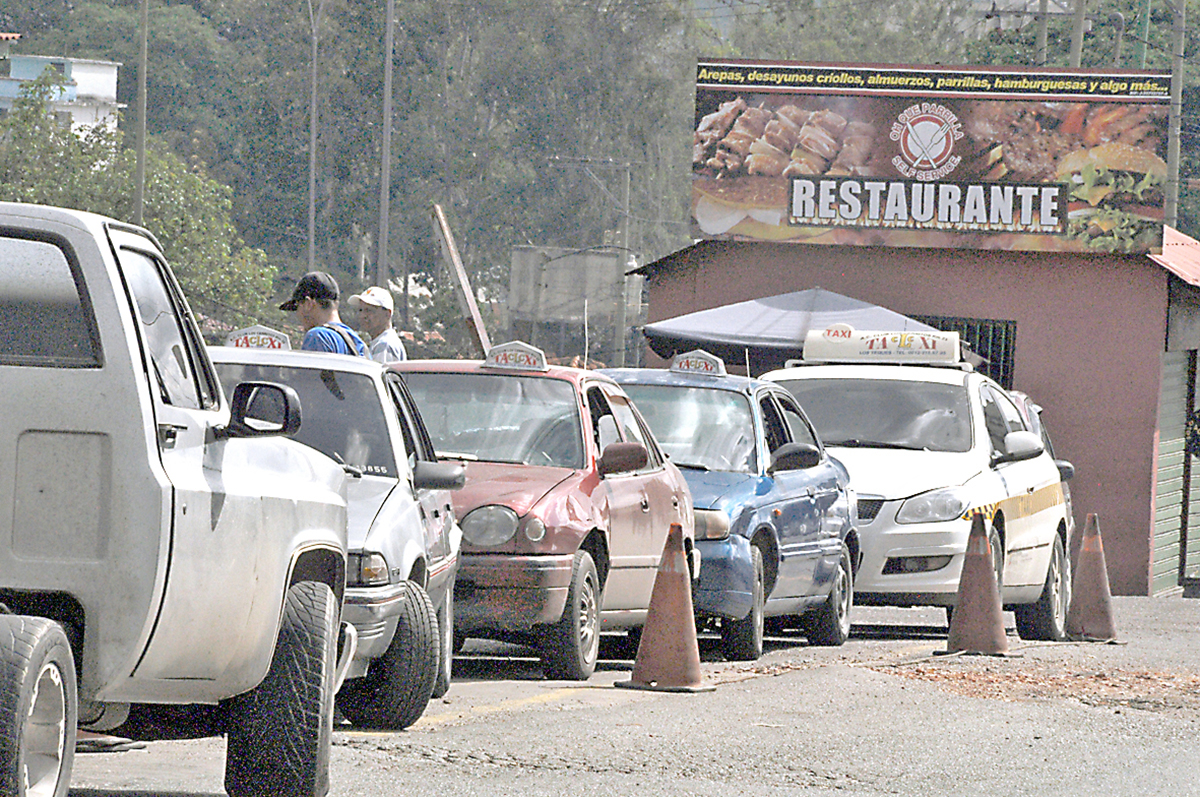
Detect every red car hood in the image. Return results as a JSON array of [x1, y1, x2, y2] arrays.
[[453, 461, 575, 518]]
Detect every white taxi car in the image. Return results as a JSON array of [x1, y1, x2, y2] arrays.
[[763, 327, 1072, 641]]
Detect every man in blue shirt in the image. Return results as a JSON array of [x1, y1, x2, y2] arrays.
[[279, 271, 368, 356]]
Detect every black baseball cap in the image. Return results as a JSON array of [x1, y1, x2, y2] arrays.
[[280, 271, 339, 311]]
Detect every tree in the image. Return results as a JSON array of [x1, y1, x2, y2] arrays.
[[0, 73, 277, 331]]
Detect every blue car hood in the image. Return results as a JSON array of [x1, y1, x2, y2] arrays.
[[679, 469, 759, 512]]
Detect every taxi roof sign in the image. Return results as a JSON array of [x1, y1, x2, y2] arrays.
[[484, 340, 549, 371], [803, 327, 961, 364], [226, 325, 292, 350], [670, 349, 727, 376]]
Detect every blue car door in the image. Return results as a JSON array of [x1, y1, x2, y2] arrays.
[[757, 391, 823, 599], [774, 391, 844, 597]]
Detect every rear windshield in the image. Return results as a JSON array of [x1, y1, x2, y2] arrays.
[[620, 383, 756, 473], [402, 371, 584, 469], [778, 377, 972, 453], [214, 362, 396, 477], [0, 234, 99, 367]]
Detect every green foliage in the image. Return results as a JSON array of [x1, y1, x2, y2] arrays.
[[0, 73, 276, 329]]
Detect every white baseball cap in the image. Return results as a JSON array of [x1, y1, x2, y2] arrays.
[[347, 286, 394, 312]]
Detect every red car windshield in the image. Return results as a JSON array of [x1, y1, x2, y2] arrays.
[[402, 371, 585, 469]]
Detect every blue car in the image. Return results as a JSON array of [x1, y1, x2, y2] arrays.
[[604, 351, 858, 660]]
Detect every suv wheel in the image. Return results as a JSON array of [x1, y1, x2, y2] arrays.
[[224, 581, 337, 797]]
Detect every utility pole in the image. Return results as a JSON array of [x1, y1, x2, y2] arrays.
[[1166, 0, 1185, 229], [306, 0, 328, 273], [1036, 0, 1049, 66], [377, 0, 395, 289], [133, 0, 148, 225], [1070, 0, 1087, 68], [1134, 0, 1152, 68]]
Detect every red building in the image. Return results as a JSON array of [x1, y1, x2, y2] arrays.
[[633, 229, 1200, 596]]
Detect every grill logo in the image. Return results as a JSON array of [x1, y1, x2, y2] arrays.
[[890, 103, 964, 181]]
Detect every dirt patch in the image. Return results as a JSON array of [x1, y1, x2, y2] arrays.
[[876, 662, 1200, 711]]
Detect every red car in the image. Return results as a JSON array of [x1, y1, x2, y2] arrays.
[[393, 342, 696, 679]]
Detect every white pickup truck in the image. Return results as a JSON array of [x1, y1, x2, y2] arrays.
[[0, 202, 352, 797]]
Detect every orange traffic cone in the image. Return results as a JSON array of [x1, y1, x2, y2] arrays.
[[945, 513, 1009, 655], [616, 523, 714, 693], [1065, 513, 1117, 642]]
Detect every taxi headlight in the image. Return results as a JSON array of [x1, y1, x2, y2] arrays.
[[348, 551, 390, 586], [461, 505, 519, 546], [693, 509, 731, 540], [896, 488, 969, 524], [524, 516, 547, 542]]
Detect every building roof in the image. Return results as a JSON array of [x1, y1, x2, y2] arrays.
[[1150, 226, 1200, 287]]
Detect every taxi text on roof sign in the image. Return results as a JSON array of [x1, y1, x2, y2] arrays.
[[670, 349, 727, 376], [485, 340, 549, 371], [226, 325, 292, 349], [803, 326, 961, 364]]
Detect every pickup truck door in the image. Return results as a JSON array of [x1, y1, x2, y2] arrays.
[[109, 233, 268, 684]]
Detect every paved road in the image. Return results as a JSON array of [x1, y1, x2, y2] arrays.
[[70, 596, 1200, 796]]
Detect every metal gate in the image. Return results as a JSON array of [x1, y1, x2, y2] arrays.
[[911, 315, 1017, 389]]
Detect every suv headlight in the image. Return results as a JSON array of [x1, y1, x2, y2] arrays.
[[462, 505, 520, 546], [896, 488, 969, 524], [693, 508, 731, 540], [348, 551, 390, 586]]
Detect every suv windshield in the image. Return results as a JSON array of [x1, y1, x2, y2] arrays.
[[402, 372, 584, 469], [620, 384, 756, 473], [214, 363, 397, 477], [778, 377, 972, 453]]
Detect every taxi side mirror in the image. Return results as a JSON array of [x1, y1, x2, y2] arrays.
[[769, 442, 821, 473], [1056, 459, 1076, 481], [993, 430, 1044, 466], [598, 442, 648, 476], [414, 460, 466, 491]]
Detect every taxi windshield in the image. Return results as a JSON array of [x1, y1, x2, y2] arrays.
[[213, 362, 397, 476], [402, 371, 584, 469], [778, 377, 972, 453], [620, 384, 757, 473]]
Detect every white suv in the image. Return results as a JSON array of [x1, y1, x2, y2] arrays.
[[763, 329, 1072, 641]]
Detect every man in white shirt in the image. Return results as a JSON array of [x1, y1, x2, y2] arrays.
[[347, 286, 408, 363]]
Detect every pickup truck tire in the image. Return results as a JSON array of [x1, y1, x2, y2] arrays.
[[0, 616, 77, 797], [539, 549, 600, 680], [224, 581, 337, 797], [432, 581, 454, 699], [337, 581, 439, 730]]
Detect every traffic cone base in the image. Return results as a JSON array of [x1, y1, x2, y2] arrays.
[[1065, 513, 1117, 642], [944, 513, 1009, 655], [615, 524, 715, 693]]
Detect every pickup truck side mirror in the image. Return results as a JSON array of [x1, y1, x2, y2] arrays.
[[414, 460, 466, 491], [992, 430, 1044, 466], [598, 442, 648, 476], [222, 381, 302, 438], [768, 442, 821, 474]]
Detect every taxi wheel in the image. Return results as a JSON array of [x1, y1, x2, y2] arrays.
[[720, 546, 764, 661], [804, 543, 854, 646], [336, 582, 438, 730], [539, 550, 600, 681], [1014, 534, 1070, 641]]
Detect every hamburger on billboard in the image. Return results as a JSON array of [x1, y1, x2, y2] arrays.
[[692, 59, 1171, 254]]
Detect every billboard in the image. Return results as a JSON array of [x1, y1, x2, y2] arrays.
[[692, 59, 1171, 254]]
